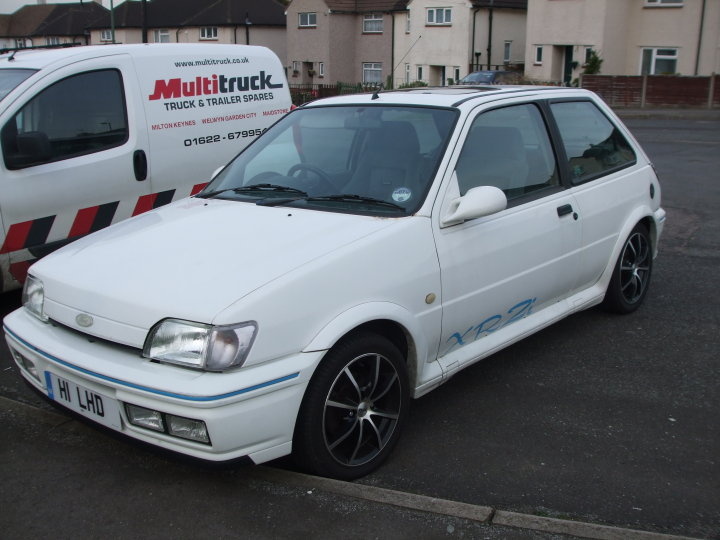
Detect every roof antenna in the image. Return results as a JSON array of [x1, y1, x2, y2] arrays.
[[371, 82, 384, 100]]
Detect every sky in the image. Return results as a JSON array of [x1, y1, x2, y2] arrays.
[[1, 0, 123, 15]]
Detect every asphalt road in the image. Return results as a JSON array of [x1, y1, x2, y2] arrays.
[[1, 113, 718, 539]]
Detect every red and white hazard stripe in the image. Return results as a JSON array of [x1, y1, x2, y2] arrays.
[[1, 182, 209, 289]]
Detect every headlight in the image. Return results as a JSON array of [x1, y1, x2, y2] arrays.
[[22, 275, 48, 322], [143, 319, 257, 372]]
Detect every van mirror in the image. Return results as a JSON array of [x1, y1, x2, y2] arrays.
[[441, 185, 507, 227], [211, 166, 224, 180]]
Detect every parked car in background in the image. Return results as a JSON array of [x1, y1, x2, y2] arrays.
[[457, 70, 522, 85], [5, 86, 665, 480], [0, 43, 291, 292]]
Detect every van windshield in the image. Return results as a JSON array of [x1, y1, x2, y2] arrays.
[[202, 104, 458, 216], [0, 68, 36, 102]]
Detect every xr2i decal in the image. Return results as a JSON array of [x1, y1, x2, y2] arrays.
[[445, 298, 538, 354]]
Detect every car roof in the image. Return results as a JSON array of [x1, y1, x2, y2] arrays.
[[302, 86, 594, 110], [0, 43, 272, 71]]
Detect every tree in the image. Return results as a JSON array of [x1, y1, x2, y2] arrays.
[[583, 51, 603, 75]]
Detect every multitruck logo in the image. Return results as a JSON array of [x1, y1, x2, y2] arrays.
[[149, 72, 283, 109]]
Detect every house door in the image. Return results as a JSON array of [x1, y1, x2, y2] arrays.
[[563, 46, 574, 85], [429, 66, 446, 86]]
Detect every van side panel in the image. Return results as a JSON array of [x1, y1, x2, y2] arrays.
[[0, 45, 291, 292], [134, 45, 291, 195]]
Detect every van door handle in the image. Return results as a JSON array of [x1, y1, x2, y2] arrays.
[[557, 204, 578, 220], [133, 150, 148, 181]]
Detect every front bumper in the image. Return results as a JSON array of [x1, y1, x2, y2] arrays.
[[4, 308, 322, 464]]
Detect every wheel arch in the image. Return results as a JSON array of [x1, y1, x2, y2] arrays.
[[597, 208, 656, 289], [303, 302, 428, 390]]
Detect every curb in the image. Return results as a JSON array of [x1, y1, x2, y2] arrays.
[[0, 396, 703, 540]]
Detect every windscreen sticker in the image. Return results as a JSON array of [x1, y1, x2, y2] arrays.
[[392, 188, 412, 203]]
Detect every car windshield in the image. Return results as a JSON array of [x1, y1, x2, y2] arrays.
[[459, 72, 495, 84], [0, 68, 36, 102], [202, 104, 458, 216]]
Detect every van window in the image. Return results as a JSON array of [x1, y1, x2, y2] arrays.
[[0, 68, 37, 102], [1, 69, 128, 170]]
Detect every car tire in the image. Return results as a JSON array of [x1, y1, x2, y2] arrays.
[[602, 223, 653, 314], [293, 332, 409, 480]]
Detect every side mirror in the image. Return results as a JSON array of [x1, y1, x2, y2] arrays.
[[441, 185, 507, 227], [211, 166, 224, 180]]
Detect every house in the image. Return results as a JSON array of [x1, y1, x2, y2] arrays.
[[87, 0, 288, 65], [525, 0, 720, 84], [286, 0, 527, 87], [0, 2, 108, 51], [393, 0, 527, 87], [285, 0, 409, 85]]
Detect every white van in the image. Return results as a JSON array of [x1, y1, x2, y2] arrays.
[[0, 43, 291, 292]]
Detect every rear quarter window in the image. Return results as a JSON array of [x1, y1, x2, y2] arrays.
[[550, 100, 636, 184]]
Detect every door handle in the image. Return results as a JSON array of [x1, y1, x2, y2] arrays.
[[133, 150, 148, 181], [557, 204, 578, 220]]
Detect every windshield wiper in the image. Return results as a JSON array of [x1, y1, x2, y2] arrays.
[[234, 184, 308, 195], [195, 184, 308, 200], [304, 194, 406, 211]]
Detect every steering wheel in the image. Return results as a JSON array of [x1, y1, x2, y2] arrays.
[[287, 163, 336, 193], [247, 171, 281, 184]]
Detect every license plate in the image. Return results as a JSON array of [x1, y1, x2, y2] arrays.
[[45, 371, 122, 430]]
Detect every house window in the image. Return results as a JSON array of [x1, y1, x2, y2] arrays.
[[46, 37, 60, 46], [454, 67, 460, 82], [200, 27, 218, 40], [100, 30, 112, 42], [406, 13, 411, 33], [426, 8, 452, 25], [405, 63, 410, 84], [15, 38, 27, 48], [645, 0, 683, 6], [319, 62, 325, 77], [504, 41, 512, 63], [641, 48, 678, 74], [534, 46, 543, 64], [363, 13, 383, 33], [585, 47, 594, 63], [363, 63, 382, 84], [154, 29, 170, 43], [299, 12, 317, 27], [417, 66, 423, 81]]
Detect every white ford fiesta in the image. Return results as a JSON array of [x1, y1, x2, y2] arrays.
[[4, 86, 665, 479]]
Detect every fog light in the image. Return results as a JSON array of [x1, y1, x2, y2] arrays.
[[166, 414, 210, 444], [125, 404, 164, 432], [12, 350, 40, 382]]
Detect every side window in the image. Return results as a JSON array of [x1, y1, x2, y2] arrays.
[[455, 103, 558, 200], [550, 101, 636, 184], [1, 69, 128, 170]]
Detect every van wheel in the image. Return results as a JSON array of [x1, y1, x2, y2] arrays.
[[293, 332, 409, 480], [602, 223, 652, 314]]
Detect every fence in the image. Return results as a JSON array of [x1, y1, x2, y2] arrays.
[[581, 74, 719, 108], [289, 82, 381, 106]]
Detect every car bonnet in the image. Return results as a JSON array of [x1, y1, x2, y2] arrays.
[[30, 197, 394, 347]]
